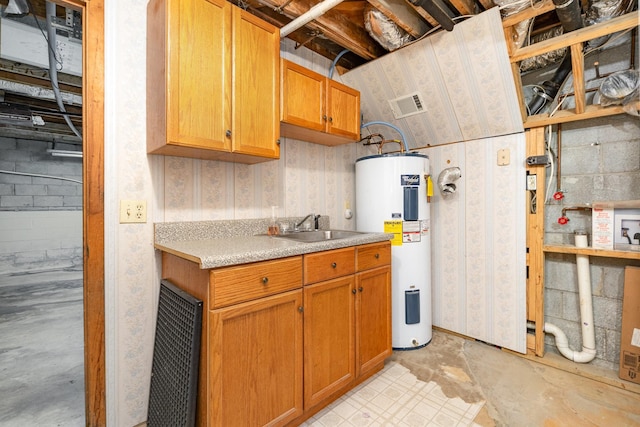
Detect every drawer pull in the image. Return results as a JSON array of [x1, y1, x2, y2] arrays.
[[262, 277, 269, 285], [358, 287, 363, 292], [352, 289, 356, 294], [331, 262, 337, 269], [375, 253, 380, 259]]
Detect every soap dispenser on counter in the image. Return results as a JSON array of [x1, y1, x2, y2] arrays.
[[268, 206, 280, 236]]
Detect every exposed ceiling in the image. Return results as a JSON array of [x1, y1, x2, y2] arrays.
[[0, 0, 634, 143]]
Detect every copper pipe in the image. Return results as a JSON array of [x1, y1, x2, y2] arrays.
[[561, 206, 592, 217], [557, 124, 562, 192]]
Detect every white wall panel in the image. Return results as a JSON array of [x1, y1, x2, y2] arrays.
[[424, 133, 526, 353]]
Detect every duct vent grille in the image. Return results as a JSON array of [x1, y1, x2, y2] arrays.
[[388, 92, 426, 119]]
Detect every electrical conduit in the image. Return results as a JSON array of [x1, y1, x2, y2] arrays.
[[46, 1, 82, 140], [543, 231, 596, 363]]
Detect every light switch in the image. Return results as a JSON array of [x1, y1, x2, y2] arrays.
[[120, 200, 147, 223], [497, 148, 510, 166]]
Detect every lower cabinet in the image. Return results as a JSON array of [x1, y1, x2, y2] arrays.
[[356, 266, 392, 378], [210, 290, 303, 426], [160, 241, 391, 427], [303, 276, 356, 409]]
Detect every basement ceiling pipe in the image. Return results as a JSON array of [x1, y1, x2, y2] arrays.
[[280, 0, 346, 38], [543, 231, 596, 363], [526, 0, 584, 115]]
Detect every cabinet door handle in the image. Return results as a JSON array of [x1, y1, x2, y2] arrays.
[[359, 287, 364, 292], [225, 129, 232, 138], [262, 277, 269, 285], [375, 253, 380, 259], [323, 115, 327, 121], [298, 306, 304, 313], [328, 116, 333, 123], [352, 289, 356, 294], [331, 262, 337, 269]]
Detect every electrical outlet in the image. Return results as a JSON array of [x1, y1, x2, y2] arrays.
[[527, 175, 537, 191], [120, 200, 147, 223]]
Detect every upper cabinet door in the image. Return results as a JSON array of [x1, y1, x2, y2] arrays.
[[280, 59, 325, 132], [231, 9, 280, 159], [326, 80, 360, 140], [167, 0, 231, 150]]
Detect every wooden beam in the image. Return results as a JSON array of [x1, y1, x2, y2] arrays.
[[264, 0, 386, 60], [476, 0, 495, 11], [366, 0, 430, 38], [81, 0, 107, 424], [510, 12, 639, 62], [569, 43, 585, 115], [406, 1, 439, 27], [523, 103, 630, 128], [447, 0, 475, 16], [525, 127, 546, 357], [501, 0, 555, 28]]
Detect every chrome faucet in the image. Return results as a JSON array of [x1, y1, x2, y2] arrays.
[[296, 213, 320, 231]]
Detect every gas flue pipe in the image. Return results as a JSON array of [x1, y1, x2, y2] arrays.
[[558, 206, 592, 225]]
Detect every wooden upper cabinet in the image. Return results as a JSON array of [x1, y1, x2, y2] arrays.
[[147, 0, 280, 164], [327, 80, 361, 140], [231, 8, 280, 159], [280, 59, 361, 146], [281, 59, 326, 132]]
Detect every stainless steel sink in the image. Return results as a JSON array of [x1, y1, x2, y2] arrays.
[[274, 229, 365, 242]]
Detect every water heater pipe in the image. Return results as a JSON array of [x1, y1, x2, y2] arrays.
[[280, 0, 346, 37], [542, 232, 596, 363], [361, 121, 409, 153]]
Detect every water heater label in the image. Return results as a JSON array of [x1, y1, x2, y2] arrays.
[[403, 221, 421, 243], [384, 220, 403, 246], [401, 175, 420, 186]]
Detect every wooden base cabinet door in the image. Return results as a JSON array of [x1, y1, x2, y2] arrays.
[[210, 290, 303, 427], [356, 266, 392, 378], [303, 276, 356, 409]]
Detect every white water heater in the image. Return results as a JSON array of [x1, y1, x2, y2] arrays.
[[356, 153, 431, 349]]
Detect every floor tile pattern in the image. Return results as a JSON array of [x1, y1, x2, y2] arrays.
[[302, 362, 484, 427]]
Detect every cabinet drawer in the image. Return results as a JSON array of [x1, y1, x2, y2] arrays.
[[210, 256, 302, 308], [304, 248, 355, 285], [356, 242, 391, 272]]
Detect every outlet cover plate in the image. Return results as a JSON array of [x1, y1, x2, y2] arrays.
[[120, 200, 147, 223]]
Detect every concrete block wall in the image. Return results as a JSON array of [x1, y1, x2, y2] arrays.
[[543, 114, 640, 370], [519, 35, 640, 370], [0, 137, 82, 273]]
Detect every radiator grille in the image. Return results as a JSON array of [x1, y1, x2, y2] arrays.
[[148, 280, 203, 427]]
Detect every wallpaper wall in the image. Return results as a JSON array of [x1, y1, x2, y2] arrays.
[[342, 7, 523, 150], [420, 133, 527, 354], [105, 3, 370, 423]]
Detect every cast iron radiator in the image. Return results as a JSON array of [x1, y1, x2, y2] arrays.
[[148, 279, 203, 427]]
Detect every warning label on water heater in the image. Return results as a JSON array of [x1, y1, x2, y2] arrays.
[[403, 221, 421, 243], [385, 220, 427, 245], [384, 220, 403, 246]]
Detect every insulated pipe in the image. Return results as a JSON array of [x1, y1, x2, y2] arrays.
[[280, 0, 346, 37], [328, 49, 349, 79], [361, 121, 409, 153], [46, 1, 82, 140], [543, 231, 596, 363], [552, 0, 584, 32], [526, 0, 583, 115]]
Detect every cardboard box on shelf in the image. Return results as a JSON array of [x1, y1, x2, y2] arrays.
[[620, 266, 640, 384]]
